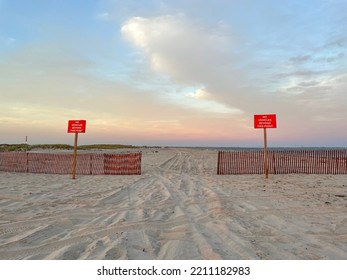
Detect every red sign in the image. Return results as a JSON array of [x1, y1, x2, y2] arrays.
[[254, 114, 277, 129], [68, 120, 86, 133]]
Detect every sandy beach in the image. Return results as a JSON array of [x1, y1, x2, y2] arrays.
[[0, 148, 346, 260]]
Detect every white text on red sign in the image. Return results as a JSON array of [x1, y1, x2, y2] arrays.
[[68, 120, 86, 133], [254, 114, 277, 129]]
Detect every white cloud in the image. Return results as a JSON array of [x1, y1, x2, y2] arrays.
[[96, 12, 110, 21], [186, 88, 210, 99], [121, 15, 233, 84], [120, 14, 250, 115], [119, 11, 347, 136]]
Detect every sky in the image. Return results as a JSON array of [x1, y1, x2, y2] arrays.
[[0, 0, 346, 147]]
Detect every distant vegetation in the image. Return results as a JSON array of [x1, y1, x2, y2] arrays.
[[78, 144, 136, 150], [32, 144, 74, 150], [0, 144, 32, 152], [0, 144, 138, 152]]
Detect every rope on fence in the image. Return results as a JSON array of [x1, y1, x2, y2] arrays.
[[217, 150, 347, 175], [0, 152, 142, 175]]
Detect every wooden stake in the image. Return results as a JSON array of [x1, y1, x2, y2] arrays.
[[72, 132, 78, 179], [263, 128, 269, 179]]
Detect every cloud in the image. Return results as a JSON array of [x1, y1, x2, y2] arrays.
[[315, 52, 344, 63], [121, 14, 259, 116], [121, 15, 233, 84], [285, 73, 347, 114], [278, 70, 327, 79], [0, 36, 248, 144], [119, 12, 347, 134], [320, 37, 346, 50], [289, 55, 311, 63], [120, 14, 254, 116], [298, 80, 321, 87], [2, 1, 347, 145], [186, 88, 210, 99], [96, 12, 110, 21]]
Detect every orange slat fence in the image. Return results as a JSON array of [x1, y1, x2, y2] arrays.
[[104, 153, 142, 175], [0, 152, 141, 175], [0, 152, 28, 173], [217, 150, 347, 175]]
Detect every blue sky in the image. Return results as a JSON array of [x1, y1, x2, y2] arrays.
[[0, 0, 346, 146]]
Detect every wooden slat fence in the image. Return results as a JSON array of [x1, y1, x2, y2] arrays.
[[217, 150, 347, 175], [0, 152, 141, 175], [104, 153, 142, 175]]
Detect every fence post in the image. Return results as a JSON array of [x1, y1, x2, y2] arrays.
[[263, 128, 269, 179], [71, 132, 78, 179]]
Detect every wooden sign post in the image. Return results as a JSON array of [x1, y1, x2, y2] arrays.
[[67, 120, 86, 179], [254, 114, 277, 179]]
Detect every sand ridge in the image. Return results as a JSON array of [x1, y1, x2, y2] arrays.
[[0, 148, 346, 259]]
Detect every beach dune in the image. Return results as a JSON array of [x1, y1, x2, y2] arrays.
[[0, 148, 346, 259]]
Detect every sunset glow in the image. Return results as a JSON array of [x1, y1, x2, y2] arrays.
[[1, 0, 346, 146]]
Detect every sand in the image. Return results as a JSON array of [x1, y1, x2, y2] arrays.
[[0, 148, 346, 260]]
